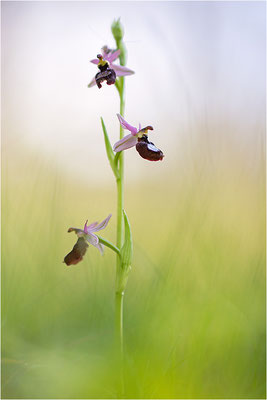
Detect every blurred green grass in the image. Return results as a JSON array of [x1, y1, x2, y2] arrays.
[[2, 146, 266, 399]]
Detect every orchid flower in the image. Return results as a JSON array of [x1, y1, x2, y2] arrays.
[[64, 214, 112, 265], [88, 46, 134, 88], [93, 54, 117, 89], [113, 114, 164, 161]]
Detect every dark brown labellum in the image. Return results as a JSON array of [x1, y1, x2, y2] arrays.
[[136, 135, 164, 161], [64, 237, 89, 266], [95, 61, 116, 89]]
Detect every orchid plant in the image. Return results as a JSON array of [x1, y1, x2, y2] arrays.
[[64, 18, 164, 395]]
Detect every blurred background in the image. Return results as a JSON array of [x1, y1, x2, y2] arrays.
[[2, 1, 266, 398]]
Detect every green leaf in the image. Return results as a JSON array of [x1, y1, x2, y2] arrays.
[[100, 117, 119, 179], [114, 151, 121, 168], [116, 210, 133, 293], [120, 210, 133, 270], [115, 80, 121, 94]]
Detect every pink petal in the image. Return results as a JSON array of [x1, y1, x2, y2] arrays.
[[91, 214, 112, 232], [87, 221, 99, 230], [113, 134, 138, 152], [85, 232, 99, 247], [84, 220, 88, 232], [112, 64, 135, 77], [90, 59, 99, 64], [107, 49, 120, 63], [85, 221, 99, 233], [95, 242, 104, 255], [88, 76, 97, 88], [117, 114, 137, 135], [138, 123, 141, 131]]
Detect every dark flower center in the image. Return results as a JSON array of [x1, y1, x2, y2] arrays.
[[136, 135, 164, 161], [95, 55, 116, 89]]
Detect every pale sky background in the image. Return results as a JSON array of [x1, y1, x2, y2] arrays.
[[2, 1, 266, 185]]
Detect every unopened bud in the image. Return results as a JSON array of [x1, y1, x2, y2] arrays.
[[111, 18, 124, 42]]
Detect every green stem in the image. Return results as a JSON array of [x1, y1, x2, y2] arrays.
[[116, 77, 125, 251], [115, 292, 124, 349], [115, 75, 125, 397], [115, 291, 124, 393], [116, 77, 125, 290]]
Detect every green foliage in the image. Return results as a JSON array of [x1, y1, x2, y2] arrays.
[[121, 210, 133, 270], [2, 150, 266, 399], [100, 117, 119, 179], [114, 151, 121, 168], [115, 210, 133, 294]]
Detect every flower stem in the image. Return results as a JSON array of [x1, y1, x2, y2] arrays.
[[97, 236, 120, 255], [116, 76, 125, 289], [115, 75, 125, 397], [115, 290, 124, 395]]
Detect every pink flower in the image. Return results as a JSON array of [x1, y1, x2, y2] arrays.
[[113, 114, 164, 161], [67, 214, 112, 255], [113, 114, 153, 151], [88, 47, 134, 88]]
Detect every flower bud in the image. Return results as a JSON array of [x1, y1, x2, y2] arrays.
[[111, 18, 124, 42]]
